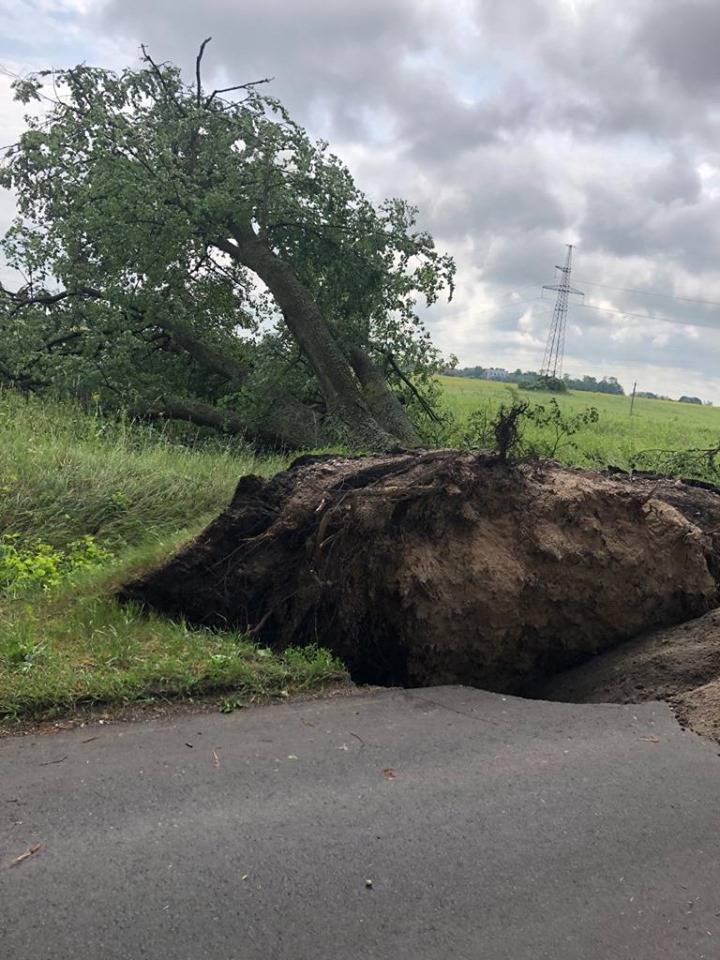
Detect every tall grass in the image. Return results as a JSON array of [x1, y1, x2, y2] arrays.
[[0, 390, 288, 548], [0, 392, 346, 723]]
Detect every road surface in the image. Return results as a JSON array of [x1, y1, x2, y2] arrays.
[[2, 686, 720, 959]]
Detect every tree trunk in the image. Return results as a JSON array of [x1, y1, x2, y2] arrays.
[[219, 230, 394, 450], [131, 396, 320, 449], [348, 346, 419, 446]]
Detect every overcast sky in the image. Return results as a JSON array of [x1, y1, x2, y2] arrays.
[[2, 0, 720, 401]]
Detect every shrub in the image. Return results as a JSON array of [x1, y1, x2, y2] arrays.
[[461, 398, 600, 461]]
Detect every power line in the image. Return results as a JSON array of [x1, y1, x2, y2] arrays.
[[576, 300, 720, 331], [574, 278, 720, 310], [474, 295, 549, 319], [500, 282, 544, 299]]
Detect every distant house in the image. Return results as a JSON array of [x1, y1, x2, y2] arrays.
[[484, 367, 510, 381]]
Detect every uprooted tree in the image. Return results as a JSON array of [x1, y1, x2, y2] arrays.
[[121, 450, 720, 689], [0, 41, 455, 449]]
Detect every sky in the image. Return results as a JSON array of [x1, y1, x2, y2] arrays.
[[1, 0, 719, 401]]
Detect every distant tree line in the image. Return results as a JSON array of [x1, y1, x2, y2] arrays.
[[447, 368, 715, 405], [445, 367, 625, 395]]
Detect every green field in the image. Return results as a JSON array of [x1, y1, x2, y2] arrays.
[[439, 375, 720, 473]]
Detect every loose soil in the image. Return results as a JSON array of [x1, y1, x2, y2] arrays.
[[121, 451, 720, 736], [537, 608, 720, 740]]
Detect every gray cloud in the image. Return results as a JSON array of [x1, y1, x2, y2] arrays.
[[641, 0, 720, 96], [0, 0, 718, 400]]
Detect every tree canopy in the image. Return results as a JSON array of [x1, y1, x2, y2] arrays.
[[0, 41, 455, 449]]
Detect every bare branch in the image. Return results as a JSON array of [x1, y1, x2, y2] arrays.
[[204, 77, 273, 107], [140, 44, 187, 116], [0, 283, 104, 316], [384, 351, 443, 423], [195, 37, 212, 106]]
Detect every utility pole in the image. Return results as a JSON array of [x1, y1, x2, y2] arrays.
[[540, 244, 584, 379], [629, 380, 637, 416]]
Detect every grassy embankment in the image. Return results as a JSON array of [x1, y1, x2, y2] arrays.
[[0, 393, 346, 723]]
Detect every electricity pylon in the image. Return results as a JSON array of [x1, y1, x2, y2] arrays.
[[540, 244, 584, 379]]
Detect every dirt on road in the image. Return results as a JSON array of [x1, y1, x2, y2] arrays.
[[538, 608, 720, 740]]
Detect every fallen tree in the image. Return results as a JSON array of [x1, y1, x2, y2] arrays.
[[0, 42, 454, 449], [120, 452, 720, 690]]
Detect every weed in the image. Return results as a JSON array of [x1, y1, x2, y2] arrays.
[[524, 400, 600, 459], [461, 396, 599, 463], [0, 534, 111, 596]]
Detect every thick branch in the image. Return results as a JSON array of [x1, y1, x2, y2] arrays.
[[132, 399, 247, 434], [131, 396, 319, 450], [160, 317, 251, 387]]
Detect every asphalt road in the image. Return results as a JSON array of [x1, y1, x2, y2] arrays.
[[2, 686, 720, 960]]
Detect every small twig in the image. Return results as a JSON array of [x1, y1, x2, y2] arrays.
[[9, 843, 44, 867], [38, 755, 67, 766]]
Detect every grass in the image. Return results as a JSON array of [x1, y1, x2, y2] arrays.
[[0, 392, 346, 724], [439, 375, 720, 474], [0, 391, 288, 548]]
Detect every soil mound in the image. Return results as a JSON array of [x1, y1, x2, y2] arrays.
[[537, 608, 720, 704], [674, 677, 720, 743], [120, 451, 720, 691], [537, 608, 720, 741]]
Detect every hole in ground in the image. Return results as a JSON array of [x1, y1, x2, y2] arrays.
[[340, 631, 575, 698], [337, 618, 720, 728]]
